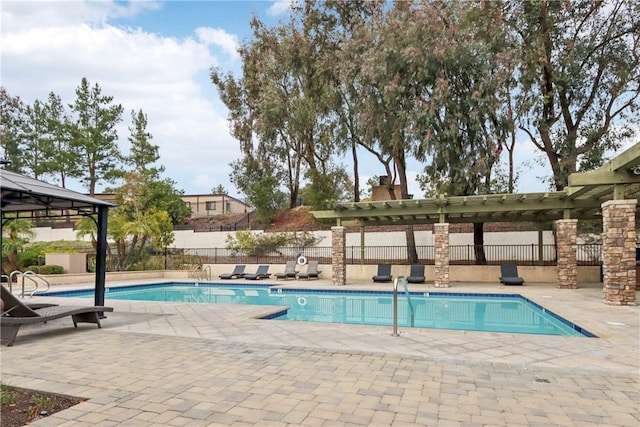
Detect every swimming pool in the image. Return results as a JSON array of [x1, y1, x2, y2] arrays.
[[45, 283, 594, 337]]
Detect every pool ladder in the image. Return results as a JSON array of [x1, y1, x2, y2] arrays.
[[189, 265, 211, 281], [392, 276, 415, 337], [5, 270, 51, 297]]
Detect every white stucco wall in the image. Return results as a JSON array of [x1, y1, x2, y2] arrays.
[[33, 226, 554, 249]]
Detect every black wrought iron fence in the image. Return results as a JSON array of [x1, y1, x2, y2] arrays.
[[149, 243, 603, 269], [86, 244, 604, 271]]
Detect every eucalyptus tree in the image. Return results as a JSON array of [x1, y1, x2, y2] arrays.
[[305, 0, 387, 202], [211, 18, 298, 215], [0, 87, 26, 172], [69, 77, 124, 196], [213, 6, 351, 218], [506, 0, 639, 189], [406, 1, 516, 263]]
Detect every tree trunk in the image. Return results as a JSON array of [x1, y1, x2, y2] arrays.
[[473, 222, 487, 265], [395, 152, 419, 264], [352, 140, 360, 202]]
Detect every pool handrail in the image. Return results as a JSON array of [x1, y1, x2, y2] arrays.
[[392, 276, 414, 337]]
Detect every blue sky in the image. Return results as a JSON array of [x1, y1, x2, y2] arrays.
[[2, 1, 630, 200]]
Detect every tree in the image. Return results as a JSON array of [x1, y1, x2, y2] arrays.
[[508, 0, 639, 190], [44, 92, 79, 188], [1, 217, 34, 273], [0, 87, 26, 172], [230, 157, 286, 224], [212, 8, 351, 214], [69, 77, 124, 196], [304, 0, 387, 202], [78, 172, 177, 271], [125, 109, 164, 179], [211, 184, 228, 195], [20, 99, 54, 180]]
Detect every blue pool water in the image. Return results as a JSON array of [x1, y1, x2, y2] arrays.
[[45, 283, 594, 337]]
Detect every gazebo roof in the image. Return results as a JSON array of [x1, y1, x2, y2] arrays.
[[313, 144, 640, 227], [1, 169, 115, 219]]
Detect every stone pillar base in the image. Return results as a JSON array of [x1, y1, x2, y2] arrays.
[[602, 200, 637, 305], [434, 223, 450, 288], [331, 226, 346, 286], [555, 219, 578, 289]]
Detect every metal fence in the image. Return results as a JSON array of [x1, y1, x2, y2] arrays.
[[150, 243, 603, 269]]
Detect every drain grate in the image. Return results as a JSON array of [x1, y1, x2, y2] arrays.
[[535, 378, 551, 383]]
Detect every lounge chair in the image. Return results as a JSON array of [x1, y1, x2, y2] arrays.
[[372, 264, 393, 283], [243, 265, 271, 280], [219, 264, 246, 279], [1, 285, 114, 346], [499, 264, 524, 286], [275, 261, 298, 280], [297, 260, 321, 280], [407, 264, 425, 284]]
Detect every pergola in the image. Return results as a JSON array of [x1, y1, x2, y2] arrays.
[[314, 144, 640, 226], [1, 168, 115, 306], [313, 144, 640, 304]]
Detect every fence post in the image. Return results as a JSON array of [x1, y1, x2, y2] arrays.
[[531, 244, 535, 266]]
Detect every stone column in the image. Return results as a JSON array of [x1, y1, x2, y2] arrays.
[[602, 199, 637, 305], [331, 226, 346, 286], [555, 219, 578, 289], [434, 223, 450, 288]]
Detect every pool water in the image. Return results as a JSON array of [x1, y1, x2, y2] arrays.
[[46, 283, 594, 337]]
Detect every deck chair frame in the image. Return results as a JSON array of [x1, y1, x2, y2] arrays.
[[275, 261, 298, 280], [244, 265, 271, 280], [1, 285, 113, 346], [407, 265, 425, 284], [372, 264, 393, 283], [296, 260, 321, 280], [219, 265, 246, 279], [499, 264, 525, 286]]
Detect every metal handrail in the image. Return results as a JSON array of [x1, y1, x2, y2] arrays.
[[23, 271, 51, 296], [189, 265, 201, 279], [9, 270, 22, 293], [392, 276, 414, 337], [201, 265, 211, 281]]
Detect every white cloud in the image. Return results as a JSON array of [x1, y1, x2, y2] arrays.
[[196, 27, 240, 61], [1, 0, 161, 32], [1, 0, 244, 197], [267, 0, 295, 17]]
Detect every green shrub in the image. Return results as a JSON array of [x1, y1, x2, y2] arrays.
[[25, 265, 64, 274], [17, 251, 40, 270], [226, 231, 323, 256]]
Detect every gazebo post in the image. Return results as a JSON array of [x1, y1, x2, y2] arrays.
[[95, 206, 108, 308]]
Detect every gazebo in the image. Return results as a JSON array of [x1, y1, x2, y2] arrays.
[[1, 168, 115, 306], [313, 144, 640, 305]]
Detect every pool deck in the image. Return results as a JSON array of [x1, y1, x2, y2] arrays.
[[1, 279, 638, 426]]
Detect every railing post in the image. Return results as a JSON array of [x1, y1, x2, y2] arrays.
[[392, 278, 399, 337]]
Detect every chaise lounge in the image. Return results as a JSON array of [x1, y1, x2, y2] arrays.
[[219, 265, 246, 279], [243, 265, 271, 280], [372, 264, 393, 283], [1, 285, 114, 346], [275, 261, 298, 280], [296, 260, 321, 280], [499, 263, 525, 286], [407, 264, 425, 284]]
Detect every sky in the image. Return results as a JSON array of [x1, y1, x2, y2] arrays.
[[1, 0, 634, 200]]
